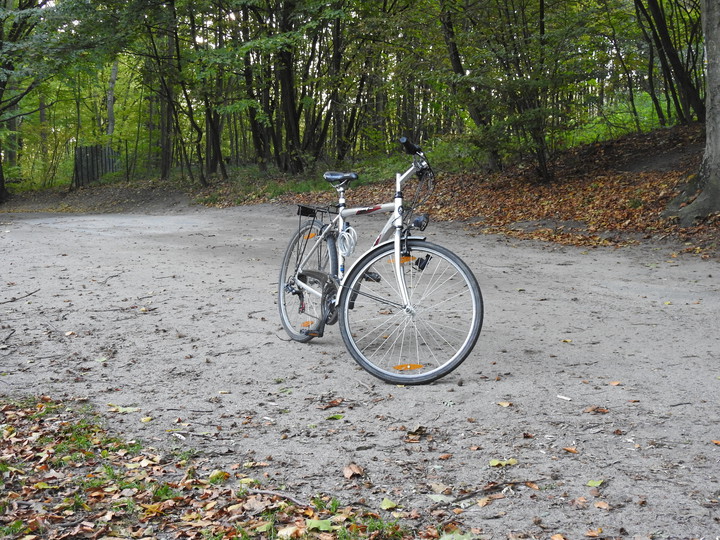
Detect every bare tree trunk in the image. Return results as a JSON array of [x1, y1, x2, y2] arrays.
[[439, 5, 501, 171], [670, 0, 720, 224], [0, 155, 8, 203], [636, 0, 706, 122], [106, 59, 119, 137]]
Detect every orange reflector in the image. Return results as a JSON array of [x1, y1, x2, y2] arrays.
[[304, 233, 317, 240], [388, 256, 416, 264], [393, 363, 424, 371], [301, 321, 314, 327]]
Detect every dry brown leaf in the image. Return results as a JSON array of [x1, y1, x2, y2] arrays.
[[343, 463, 364, 479], [583, 405, 610, 414]]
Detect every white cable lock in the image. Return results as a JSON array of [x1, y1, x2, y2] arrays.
[[338, 225, 358, 257]]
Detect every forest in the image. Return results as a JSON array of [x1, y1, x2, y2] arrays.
[[0, 0, 709, 204]]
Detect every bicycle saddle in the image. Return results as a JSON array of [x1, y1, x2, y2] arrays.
[[323, 171, 358, 185]]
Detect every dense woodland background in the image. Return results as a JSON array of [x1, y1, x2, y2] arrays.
[[0, 0, 709, 203]]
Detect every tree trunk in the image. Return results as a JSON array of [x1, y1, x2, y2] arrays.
[[106, 59, 119, 137], [276, 1, 303, 173], [0, 155, 8, 203], [240, 5, 269, 171], [159, 90, 173, 180], [439, 6, 501, 171], [672, 0, 720, 225], [636, 0, 706, 122]]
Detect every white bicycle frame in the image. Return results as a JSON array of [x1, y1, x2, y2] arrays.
[[292, 156, 428, 309]]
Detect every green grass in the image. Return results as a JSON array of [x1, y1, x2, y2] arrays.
[[1, 396, 458, 539]]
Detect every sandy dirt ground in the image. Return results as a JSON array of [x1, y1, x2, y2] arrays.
[[1, 200, 719, 539]]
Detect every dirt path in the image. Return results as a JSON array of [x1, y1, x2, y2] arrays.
[[1, 203, 719, 538]]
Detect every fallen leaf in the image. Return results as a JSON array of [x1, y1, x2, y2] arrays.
[[380, 498, 399, 510], [208, 469, 230, 483], [107, 404, 140, 414], [583, 405, 609, 414], [439, 453, 453, 460], [586, 479, 604, 488], [712, 440, 720, 446], [277, 525, 301, 538], [585, 528, 603, 537], [428, 494, 454, 503], [489, 458, 518, 467], [306, 519, 333, 531], [343, 463, 364, 479], [563, 447, 579, 454], [319, 399, 344, 409], [497, 401, 513, 407], [594, 501, 611, 510]]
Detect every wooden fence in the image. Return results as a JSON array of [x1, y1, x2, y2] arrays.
[[72, 145, 121, 187]]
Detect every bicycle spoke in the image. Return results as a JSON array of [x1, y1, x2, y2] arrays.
[[339, 240, 482, 384]]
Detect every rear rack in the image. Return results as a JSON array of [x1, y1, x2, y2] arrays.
[[297, 204, 339, 218]]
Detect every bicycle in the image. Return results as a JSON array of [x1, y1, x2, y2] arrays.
[[278, 137, 483, 384]]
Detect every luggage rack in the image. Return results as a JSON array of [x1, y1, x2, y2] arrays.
[[297, 204, 339, 218]]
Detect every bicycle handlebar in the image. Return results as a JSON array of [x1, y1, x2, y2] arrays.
[[399, 136, 422, 155]]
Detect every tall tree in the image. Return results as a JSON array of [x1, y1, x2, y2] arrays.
[[635, 0, 705, 122], [671, 0, 720, 224], [0, 0, 49, 202]]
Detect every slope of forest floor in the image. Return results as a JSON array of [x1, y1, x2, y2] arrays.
[[1, 123, 717, 258], [272, 123, 716, 258]]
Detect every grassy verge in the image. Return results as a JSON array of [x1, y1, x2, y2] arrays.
[[1, 396, 470, 539]]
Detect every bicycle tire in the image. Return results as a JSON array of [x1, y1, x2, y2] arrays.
[[278, 220, 336, 342], [338, 240, 483, 384]]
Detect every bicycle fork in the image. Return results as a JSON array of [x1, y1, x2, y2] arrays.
[[393, 230, 415, 316]]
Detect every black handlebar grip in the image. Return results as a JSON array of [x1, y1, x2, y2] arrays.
[[399, 136, 422, 155]]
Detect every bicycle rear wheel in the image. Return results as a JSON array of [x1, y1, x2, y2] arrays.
[[338, 240, 482, 384], [278, 220, 335, 342]]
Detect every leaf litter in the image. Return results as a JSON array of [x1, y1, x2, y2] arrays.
[[0, 397, 454, 539]]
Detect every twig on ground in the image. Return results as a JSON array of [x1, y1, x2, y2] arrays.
[[100, 272, 124, 284], [452, 480, 542, 504], [355, 379, 372, 392], [248, 488, 307, 508], [0, 288, 40, 305], [3, 329, 15, 342]]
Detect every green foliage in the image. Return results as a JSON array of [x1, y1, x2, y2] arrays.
[[0, 520, 25, 537], [153, 483, 182, 501], [0, 0, 706, 199]]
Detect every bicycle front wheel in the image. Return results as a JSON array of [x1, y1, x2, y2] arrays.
[[278, 219, 335, 342], [338, 240, 483, 384]]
